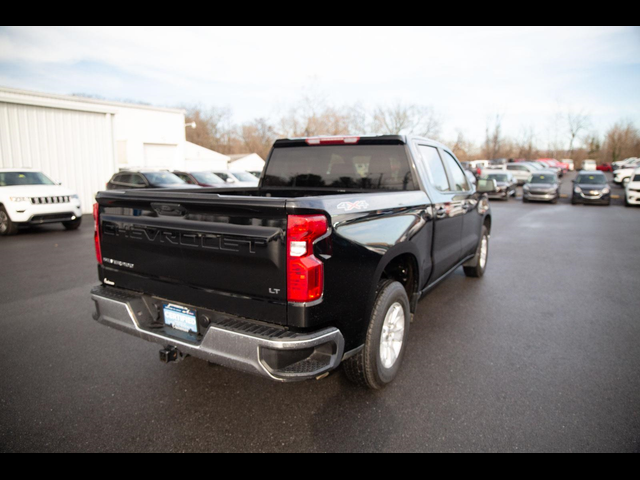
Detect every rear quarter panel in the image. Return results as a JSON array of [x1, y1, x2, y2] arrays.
[[288, 191, 433, 350]]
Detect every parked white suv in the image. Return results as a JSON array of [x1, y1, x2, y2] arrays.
[[505, 163, 540, 185], [0, 169, 82, 236], [625, 167, 640, 207], [614, 165, 639, 187]]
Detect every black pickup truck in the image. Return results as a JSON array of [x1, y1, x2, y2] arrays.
[[91, 135, 494, 389]]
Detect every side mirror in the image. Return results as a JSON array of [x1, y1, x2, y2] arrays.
[[477, 178, 498, 194]]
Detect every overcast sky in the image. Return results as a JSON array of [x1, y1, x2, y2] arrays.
[[1, 26, 639, 145]]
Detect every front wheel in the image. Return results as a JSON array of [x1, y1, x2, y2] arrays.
[[464, 226, 489, 278], [63, 217, 83, 230], [343, 280, 410, 390], [0, 207, 19, 236]]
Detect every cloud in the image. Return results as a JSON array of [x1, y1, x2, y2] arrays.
[[0, 26, 639, 143]]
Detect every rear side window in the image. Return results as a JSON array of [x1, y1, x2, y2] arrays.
[[263, 145, 416, 191], [416, 145, 450, 192], [442, 151, 470, 191], [117, 174, 133, 184]]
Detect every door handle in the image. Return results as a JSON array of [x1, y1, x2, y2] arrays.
[[435, 207, 447, 219]]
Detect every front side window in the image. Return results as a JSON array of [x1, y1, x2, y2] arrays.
[[230, 172, 257, 183], [143, 172, 186, 186], [192, 172, 225, 185], [416, 145, 450, 192]]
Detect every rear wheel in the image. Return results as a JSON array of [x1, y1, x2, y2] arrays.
[[464, 226, 489, 278], [343, 280, 410, 390], [63, 217, 83, 231], [0, 207, 18, 236]]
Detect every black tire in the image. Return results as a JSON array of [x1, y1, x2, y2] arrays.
[[523, 196, 529, 203], [464, 225, 489, 278], [551, 198, 558, 204], [63, 217, 83, 230], [343, 280, 410, 390], [0, 206, 19, 236]]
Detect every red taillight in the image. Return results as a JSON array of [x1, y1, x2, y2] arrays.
[[305, 136, 360, 146], [287, 215, 327, 303], [93, 203, 103, 265]]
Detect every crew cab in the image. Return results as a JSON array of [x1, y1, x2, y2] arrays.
[[90, 135, 493, 389], [0, 169, 83, 236]]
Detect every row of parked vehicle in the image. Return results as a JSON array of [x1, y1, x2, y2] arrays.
[[0, 167, 263, 236], [477, 161, 640, 207], [106, 169, 260, 190]]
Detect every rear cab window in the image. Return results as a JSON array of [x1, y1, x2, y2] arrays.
[[263, 144, 417, 191]]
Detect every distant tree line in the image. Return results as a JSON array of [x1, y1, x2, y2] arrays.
[[184, 96, 640, 167]]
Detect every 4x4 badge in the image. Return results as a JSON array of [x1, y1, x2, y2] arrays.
[[337, 201, 369, 211]]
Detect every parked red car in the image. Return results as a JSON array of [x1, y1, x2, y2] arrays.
[[537, 158, 569, 173], [596, 163, 613, 172]]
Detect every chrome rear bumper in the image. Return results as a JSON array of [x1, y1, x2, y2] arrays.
[[91, 285, 344, 382]]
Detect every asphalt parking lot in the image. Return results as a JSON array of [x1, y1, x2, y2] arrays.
[[1, 174, 639, 452]]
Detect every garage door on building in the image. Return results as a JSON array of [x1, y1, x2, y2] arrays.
[[143, 143, 177, 168], [0, 101, 115, 214]]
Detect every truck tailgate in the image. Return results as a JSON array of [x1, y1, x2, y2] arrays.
[[96, 192, 289, 325]]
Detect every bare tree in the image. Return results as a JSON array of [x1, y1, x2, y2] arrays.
[[372, 103, 441, 138], [516, 126, 537, 160], [566, 110, 590, 158], [184, 105, 235, 153], [603, 121, 640, 163], [483, 114, 503, 160], [239, 118, 276, 160], [450, 130, 474, 161]]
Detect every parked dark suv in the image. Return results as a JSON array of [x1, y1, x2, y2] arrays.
[[106, 171, 200, 190], [571, 171, 611, 206], [523, 172, 560, 204]]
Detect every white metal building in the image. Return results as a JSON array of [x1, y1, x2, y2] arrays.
[[0, 86, 186, 213], [185, 141, 230, 171], [228, 153, 265, 172]]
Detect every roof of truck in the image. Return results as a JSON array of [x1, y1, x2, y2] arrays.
[[273, 134, 448, 150]]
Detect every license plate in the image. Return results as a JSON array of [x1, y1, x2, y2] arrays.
[[163, 304, 198, 334]]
